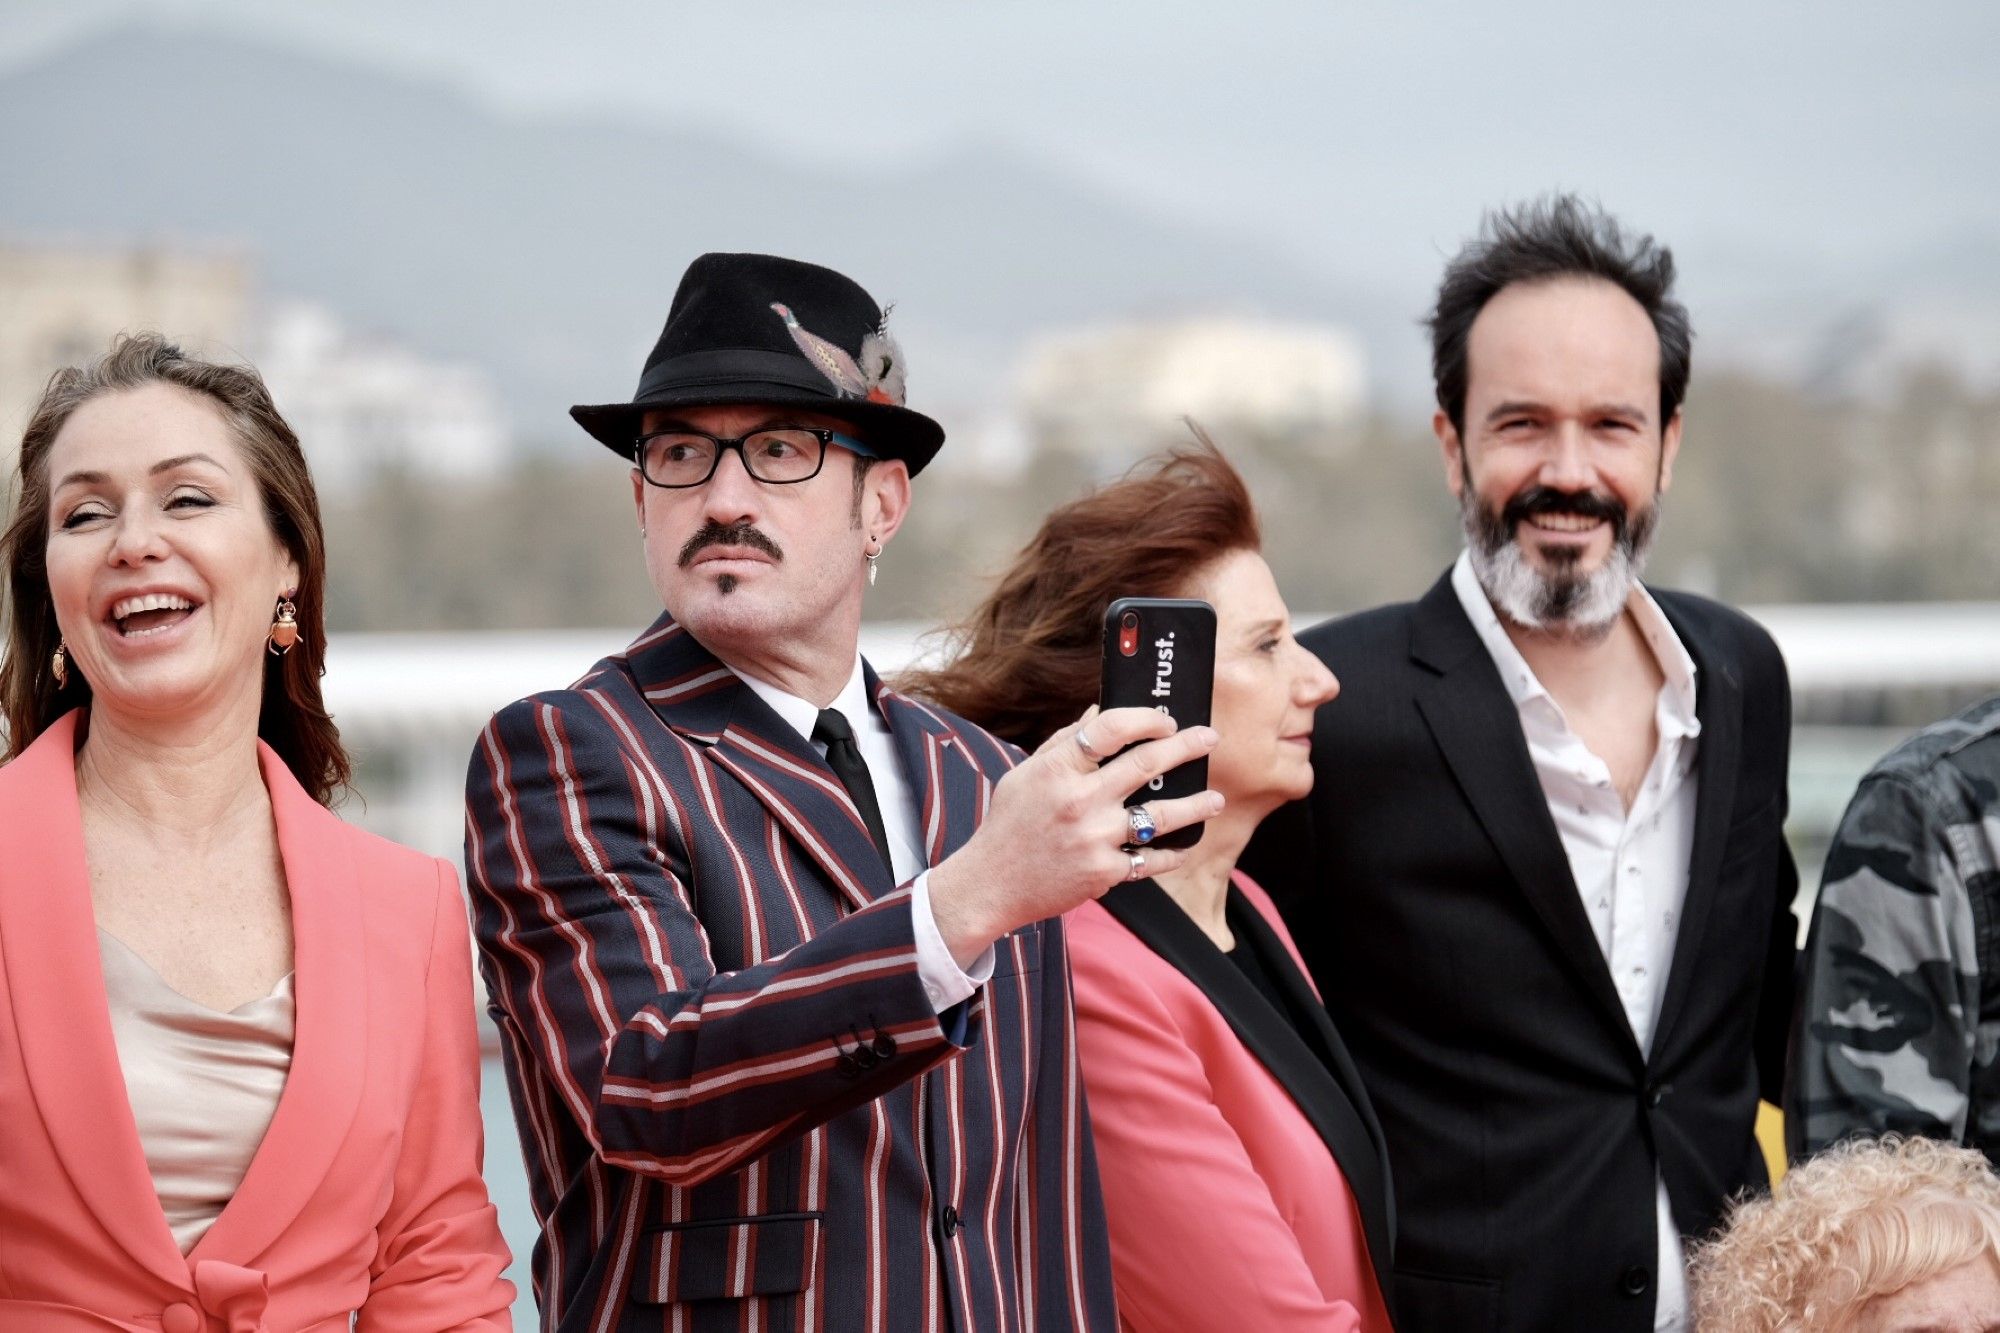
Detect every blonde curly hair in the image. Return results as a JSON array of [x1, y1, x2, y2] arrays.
[[1687, 1136, 2000, 1331]]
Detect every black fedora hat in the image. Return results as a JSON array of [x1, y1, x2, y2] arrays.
[[571, 253, 946, 475]]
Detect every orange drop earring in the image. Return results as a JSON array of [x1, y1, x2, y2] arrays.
[[268, 595, 299, 656]]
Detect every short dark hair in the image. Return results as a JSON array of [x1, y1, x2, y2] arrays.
[[1427, 194, 1692, 437], [850, 453, 877, 523]]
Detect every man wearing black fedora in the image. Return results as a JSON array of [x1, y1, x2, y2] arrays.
[[466, 252, 1215, 1330]]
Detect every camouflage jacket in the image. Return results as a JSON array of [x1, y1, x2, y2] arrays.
[[1789, 694, 2000, 1162]]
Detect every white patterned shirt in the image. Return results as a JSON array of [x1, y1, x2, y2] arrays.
[[1452, 550, 1701, 1333]]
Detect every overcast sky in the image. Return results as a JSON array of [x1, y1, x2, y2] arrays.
[[6, 0, 1998, 301]]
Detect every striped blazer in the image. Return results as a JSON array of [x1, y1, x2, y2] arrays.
[[465, 612, 1117, 1332]]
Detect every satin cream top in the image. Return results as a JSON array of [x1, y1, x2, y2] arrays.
[[97, 929, 295, 1254]]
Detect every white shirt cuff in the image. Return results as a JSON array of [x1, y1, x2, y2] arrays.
[[909, 870, 993, 1012]]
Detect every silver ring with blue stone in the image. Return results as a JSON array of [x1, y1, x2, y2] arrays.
[[1126, 804, 1158, 846]]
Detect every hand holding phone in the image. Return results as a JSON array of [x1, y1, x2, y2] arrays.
[[1098, 597, 1217, 850]]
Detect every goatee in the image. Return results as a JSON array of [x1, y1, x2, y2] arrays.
[[1461, 482, 1660, 640], [679, 519, 782, 600]]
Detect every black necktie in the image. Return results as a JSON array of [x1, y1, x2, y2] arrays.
[[813, 707, 895, 876]]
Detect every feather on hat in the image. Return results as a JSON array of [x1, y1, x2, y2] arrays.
[[569, 253, 945, 473]]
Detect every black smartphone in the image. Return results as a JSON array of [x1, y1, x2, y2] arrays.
[[1098, 597, 1216, 850]]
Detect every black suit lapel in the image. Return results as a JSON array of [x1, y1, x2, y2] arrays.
[[1407, 574, 1640, 1051], [1100, 880, 1396, 1301], [1648, 596, 1744, 1054], [1227, 900, 1396, 1217]]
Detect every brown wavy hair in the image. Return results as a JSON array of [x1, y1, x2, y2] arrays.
[[901, 427, 1259, 749], [1, 334, 351, 805]]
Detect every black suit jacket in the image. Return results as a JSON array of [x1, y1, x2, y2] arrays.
[[1240, 570, 1798, 1333]]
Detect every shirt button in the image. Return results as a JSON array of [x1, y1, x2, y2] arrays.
[[162, 1304, 202, 1333], [1619, 1265, 1651, 1297], [940, 1204, 961, 1239]]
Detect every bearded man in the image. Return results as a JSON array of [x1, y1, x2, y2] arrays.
[[1241, 195, 1799, 1333]]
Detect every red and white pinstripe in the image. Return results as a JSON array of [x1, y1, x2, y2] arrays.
[[465, 613, 1117, 1331]]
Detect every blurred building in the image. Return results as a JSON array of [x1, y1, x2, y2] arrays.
[[1017, 316, 1368, 468], [0, 241, 509, 493], [255, 302, 510, 494], [0, 241, 252, 466]]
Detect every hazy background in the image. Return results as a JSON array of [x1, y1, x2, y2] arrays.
[[5, 5, 1997, 1319], [6, 1, 2000, 630]]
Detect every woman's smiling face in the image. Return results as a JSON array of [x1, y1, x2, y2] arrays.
[[43, 382, 298, 726]]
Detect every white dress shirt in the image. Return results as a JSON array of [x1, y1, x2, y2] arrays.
[[1452, 551, 1701, 1333], [737, 658, 995, 1014]]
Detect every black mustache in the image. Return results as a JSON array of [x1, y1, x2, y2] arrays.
[[1502, 486, 1627, 534], [678, 521, 784, 568]]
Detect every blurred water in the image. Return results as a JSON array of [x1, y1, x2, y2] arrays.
[[479, 1053, 541, 1330]]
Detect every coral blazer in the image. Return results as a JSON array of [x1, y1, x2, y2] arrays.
[[0, 710, 513, 1332], [1067, 871, 1396, 1332]]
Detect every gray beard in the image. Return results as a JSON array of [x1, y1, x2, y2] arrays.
[[1461, 495, 1659, 641]]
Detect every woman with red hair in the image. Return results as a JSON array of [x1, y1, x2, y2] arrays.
[[906, 434, 1395, 1331]]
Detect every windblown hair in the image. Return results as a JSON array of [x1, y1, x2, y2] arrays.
[[1687, 1136, 2000, 1332], [1, 333, 351, 804], [900, 427, 1258, 750], [1427, 192, 1692, 437]]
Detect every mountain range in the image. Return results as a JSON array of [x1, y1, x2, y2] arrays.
[[3, 24, 1996, 446], [0, 25, 1411, 438]]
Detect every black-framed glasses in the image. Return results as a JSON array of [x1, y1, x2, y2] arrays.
[[634, 426, 876, 489]]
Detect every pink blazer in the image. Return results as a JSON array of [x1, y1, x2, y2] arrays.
[[1067, 872, 1395, 1332], [0, 711, 513, 1332]]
